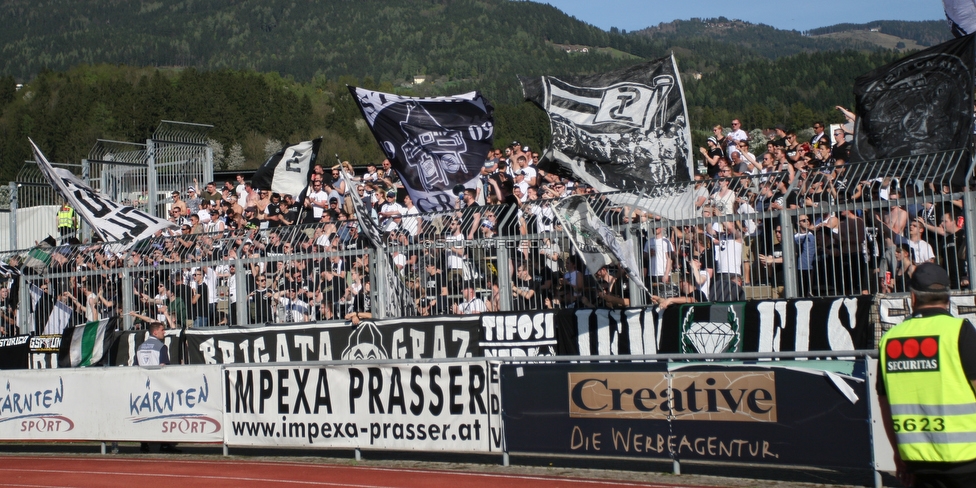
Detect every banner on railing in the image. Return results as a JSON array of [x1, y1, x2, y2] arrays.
[[222, 361, 503, 451], [742, 296, 874, 352], [0, 335, 30, 369], [114, 328, 186, 366], [0, 365, 223, 442], [480, 311, 557, 357], [501, 361, 871, 469], [879, 294, 976, 332], [29, 335, 61, 370], [185, 317, 482, 364], [558, 297, 873, 356]]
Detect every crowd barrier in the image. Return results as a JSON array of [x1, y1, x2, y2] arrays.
[[0, 353, 891, 483], [3, 159, 975, 338]]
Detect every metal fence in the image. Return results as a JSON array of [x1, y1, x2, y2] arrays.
[[2, 149, 974, 337]]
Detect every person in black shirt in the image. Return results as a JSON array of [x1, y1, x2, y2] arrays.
[[247, 275, 275, 324], [422, 259, 449, 316], [190, 270, 209, 327], [512, 263, 541, 311], [281, 194, 300, 226], [317, 267, 346, 319], [265, 193, 283, 228]]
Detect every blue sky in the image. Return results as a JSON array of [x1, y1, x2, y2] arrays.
[[542, 0, 946, 33]]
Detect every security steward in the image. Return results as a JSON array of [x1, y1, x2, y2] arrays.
[[56, 202, 78, 240], [879, 263, 976, 487], [136, 322, 180, 453]]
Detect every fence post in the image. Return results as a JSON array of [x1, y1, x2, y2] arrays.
[[628, 223, 645, 307], [121, 272, 135, 330], [965, 187, 976, 290], [235, 266, 248, 326], [496, 239, 512, 311], [81, 159, 91, 243], [370, 248, 390, 320], [17, 273, 30, 335], [146, 139, 159, 219], [779, 209, 798, 298], [9, 182, 17, 251]]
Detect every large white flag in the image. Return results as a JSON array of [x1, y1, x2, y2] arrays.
[[252, 138, 321, 198], [29, 138, 176, 244]]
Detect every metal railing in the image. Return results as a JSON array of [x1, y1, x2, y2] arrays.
[[2, 149, 974, 336]]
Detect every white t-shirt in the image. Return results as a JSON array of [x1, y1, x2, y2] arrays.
[[308, 190, 329, 219], [457, 297, 486, 314], [644, 237, 674, 278], [907, 238, 936, 264], [400, 206, 420, 236]]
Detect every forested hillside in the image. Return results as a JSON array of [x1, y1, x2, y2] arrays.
[[0, 0, 939, 183], [806, 20, 950, 46]]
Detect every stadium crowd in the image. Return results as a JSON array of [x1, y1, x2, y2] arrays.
[[0, 112, 969, 335]]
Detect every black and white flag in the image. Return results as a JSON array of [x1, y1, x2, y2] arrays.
[[29, 284, 73, 335], [349, 87, 494, 213], [554, 196, 646, 293], [853, 35, 974, 167], [520, 55, 696, 220], [29, 139, 176, 245], [252, 138, 322, 198]]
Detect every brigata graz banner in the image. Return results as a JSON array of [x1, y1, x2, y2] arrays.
[[185, 317, 481, 364], [501, 361, 871, 469], [223, 361, 503, 451], [0, 366, 223, 443]]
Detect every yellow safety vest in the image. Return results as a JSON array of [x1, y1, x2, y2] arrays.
[[880, 313, 976, 463], [57, 208, 76, 228]]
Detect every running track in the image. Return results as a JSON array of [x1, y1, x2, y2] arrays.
[[0, 456, 719, 488]]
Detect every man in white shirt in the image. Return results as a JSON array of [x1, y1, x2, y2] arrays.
[[378, 190, 404, 234], [645, 225, 674, 285], [400, 195, 420, 240], [906, 220, 936, 264], [726, 119, 749, 154], [305, 181, 330, 221], [454, 283, 486, 314]]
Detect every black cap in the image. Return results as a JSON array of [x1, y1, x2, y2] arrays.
[[910, 263, 950, 292]]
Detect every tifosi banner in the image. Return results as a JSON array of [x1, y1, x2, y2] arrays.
[[501, 361, 871, 469], [480, 311, 557, 357], [223, 361, 503, 451], [185, 317, 482, 364], [0, 366, 223, 442]]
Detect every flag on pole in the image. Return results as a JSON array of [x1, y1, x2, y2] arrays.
[[57, 317, 117, 367], [341, 168, 415, 318], [554, 196, 647, 293], [520, 54, 693, 186], [252, 138, 322, 198], [348, 87, 494, 213], [22, 236, 57, 274], [29, 284, 73, 335], [29, 139, 176, 245], [520, 55, 697, 220], [852, 34, 975, 184]]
